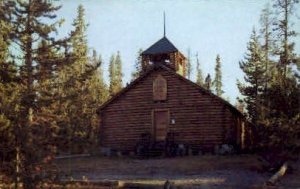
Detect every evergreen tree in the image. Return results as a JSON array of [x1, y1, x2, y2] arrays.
[[195, 53, 204, 86], [68, 4, 90, 153], [186, 48, 192, 79], [212, 54, 224, 97], [259, 4, 274, 76], [115, 51, 123, 91], [131, 48, 143, 80], [1, 1, 94, 187], [237, 29, 266, 125], [260, 0, 300, 155], [71, 4, 89, 71], [55, 4, 99, 154], [4, 0, 65, 187], [109, 51, 123, 95], [87, 50, 109, 145], [272, 0, 299, 77], [264, 75, 300, 154], [109, 54, 116, 95], [0, 4, 19, 183], [90, 50, 109, 105], [235, 1, 300, 161], [268, 0, 299, 122], [259, 4, 276, 118], [0, 3, 15, 83]]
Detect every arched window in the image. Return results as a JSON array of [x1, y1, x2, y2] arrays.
[[153, 74, 167, 101]]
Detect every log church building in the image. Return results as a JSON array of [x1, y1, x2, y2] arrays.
[[97, 31, 251, 155]]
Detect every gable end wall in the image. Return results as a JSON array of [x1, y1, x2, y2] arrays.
[[100, 68, 240, 152]]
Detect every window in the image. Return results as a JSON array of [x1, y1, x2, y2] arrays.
[[153, 74, 167, 101]]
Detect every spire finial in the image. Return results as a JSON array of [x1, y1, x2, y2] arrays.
[[163, 12, 166, 37]]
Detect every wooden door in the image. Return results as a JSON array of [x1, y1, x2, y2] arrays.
[[153, 110, 169, 141]]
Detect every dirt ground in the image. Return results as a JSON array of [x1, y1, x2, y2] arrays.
[[54, 155, 299, 189]]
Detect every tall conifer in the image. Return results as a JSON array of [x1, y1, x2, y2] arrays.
[[195, 53, 204, 86], [131, 49, 143, 80], [272, 0, 298, 77], [186, 48, 192, 79], [56, 4, 100, 154], [237, 29, 266, 125], [115, 51, 123, 91], [0, 4, 19, 182], [109, 51, 123, 95], [109, 54, 116, 95], [260, 0, 300, 154], [4, 0, 75, 187], [213, 54, 224, 97], [87, 50, 109, 145]]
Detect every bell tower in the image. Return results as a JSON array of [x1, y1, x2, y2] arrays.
[[141, 14, 186, 77]]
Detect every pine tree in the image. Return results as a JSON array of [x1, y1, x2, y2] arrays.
[[259, 4, 274, 76], [268, 0, 299, 120], [131, 48, 143, 80], [55, 4, 99, 154], [272, 0, 299, 77], [2, 1, 91, 187], [109, 54, 116, 95], [115, 51, 123, 91], [87, 50, 109, 146], [195, 53, 204, 86], [69, 4, 90, 153], [213, 54, 224, 97], [9, 1, 71, 187], [260, 0, 300, 155], [109, 52, 123, 96], [259, 4, 276, 118], [234, 1, 300, 159], [186, 48, 192, 79], [0, 5, 15, 83], [262, 69, 300, 155], [90, 50, 109, 105], [71, 4, 89, 71], [237, 29, 266, 125], [0, 4, 19, 182], [272, 0, 299, 112]]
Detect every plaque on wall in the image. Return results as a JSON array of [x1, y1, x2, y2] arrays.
[[153, 74, 167, 101]]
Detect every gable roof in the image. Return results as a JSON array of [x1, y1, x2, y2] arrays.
[[97, 64, 243, 117], [142, 37, 178, 55]]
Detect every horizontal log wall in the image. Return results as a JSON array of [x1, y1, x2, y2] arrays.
[[100, 68, 240, 152]]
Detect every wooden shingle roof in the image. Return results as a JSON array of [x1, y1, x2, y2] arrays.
[[142, 37, 178, 55]]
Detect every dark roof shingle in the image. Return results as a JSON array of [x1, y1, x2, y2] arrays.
[[142, 37, 178, 55]]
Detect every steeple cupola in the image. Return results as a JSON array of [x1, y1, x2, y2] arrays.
[[141, 37, 186, 77], [141, 14, 186, 77]]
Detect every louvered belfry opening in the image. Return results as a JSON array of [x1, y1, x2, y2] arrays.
[[141, 36, 186, 77]]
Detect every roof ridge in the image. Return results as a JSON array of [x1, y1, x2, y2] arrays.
[[142, 36, 178, 55]]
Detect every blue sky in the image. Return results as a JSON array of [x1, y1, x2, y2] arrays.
[[55, 0, 300, 103]]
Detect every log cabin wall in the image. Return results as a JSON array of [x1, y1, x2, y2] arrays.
[[99, 67, 242, 152]]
